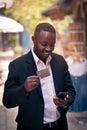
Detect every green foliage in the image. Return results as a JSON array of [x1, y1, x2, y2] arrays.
[[8, 33, 16, 48], [4, 0, 55, 33], [4, 0, 73, 52], [52, 16, 73, 31], [13, 45, 23, 54], [3, 0, 56, 50]]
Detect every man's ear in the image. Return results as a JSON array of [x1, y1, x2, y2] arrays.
[[32, 36, 34, 42], [32, 36, 37, 44]]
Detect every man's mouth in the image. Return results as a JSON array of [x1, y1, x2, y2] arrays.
[[43, 52, 50, 58], [44, 52, 50, 56]]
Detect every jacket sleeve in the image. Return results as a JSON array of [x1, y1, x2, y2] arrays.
[[58, 59, 76, 114], [2, 61, 29, 108]]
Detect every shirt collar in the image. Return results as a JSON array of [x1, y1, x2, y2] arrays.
[[31, 48, 52, 65]]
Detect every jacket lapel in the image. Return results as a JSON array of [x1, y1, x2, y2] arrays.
[[50, 55, 59, 95], [25, 51, 43, 100]]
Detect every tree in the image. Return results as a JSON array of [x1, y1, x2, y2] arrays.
[[4, 0, 73, 56], [4, 0, 55, 33]]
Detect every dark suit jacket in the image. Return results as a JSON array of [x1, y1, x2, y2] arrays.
[[3, 50, 76, 130]]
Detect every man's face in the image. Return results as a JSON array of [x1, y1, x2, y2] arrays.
[[32, 30, 56, 62]]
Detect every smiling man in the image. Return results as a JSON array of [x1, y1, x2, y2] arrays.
[[2, 22, 76, 130]]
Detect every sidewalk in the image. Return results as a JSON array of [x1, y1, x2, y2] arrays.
[[0, 105, 18, 130], [0, 50, 87, 130], [0, 50, 17, 130], [67, 112, 87, 130]]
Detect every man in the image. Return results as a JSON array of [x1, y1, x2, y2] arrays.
[[2, 23, 76, 130]]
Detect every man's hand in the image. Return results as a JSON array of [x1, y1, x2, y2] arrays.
[[24, 76, 40, 92], [53, 94, 69, 108]]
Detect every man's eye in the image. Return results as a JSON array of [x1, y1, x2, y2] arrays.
[[40, 42, 47, 46], [40, 42, 55, 48]]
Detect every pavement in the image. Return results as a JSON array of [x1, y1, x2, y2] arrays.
[[0, 50, 18, 130], [0, 50, 87, 130]]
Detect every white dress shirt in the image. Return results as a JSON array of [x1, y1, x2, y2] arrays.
[[32, 49, 60, 123]]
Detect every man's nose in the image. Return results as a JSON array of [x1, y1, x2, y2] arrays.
[[45, 46, 52, 51]]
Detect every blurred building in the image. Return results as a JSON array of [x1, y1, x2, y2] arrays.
[[42, 0, 87, 58]]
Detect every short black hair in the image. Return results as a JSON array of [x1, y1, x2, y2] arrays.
[[34, 22, 56, 36]]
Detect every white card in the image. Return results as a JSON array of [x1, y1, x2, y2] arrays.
[[37, 68, 50, 79]]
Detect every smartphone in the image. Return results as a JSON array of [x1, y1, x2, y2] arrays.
[[57, 92, 68, 99]]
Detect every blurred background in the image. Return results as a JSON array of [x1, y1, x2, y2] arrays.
[[0, 0, 87, 130]]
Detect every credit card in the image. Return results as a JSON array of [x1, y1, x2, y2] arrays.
[[37, 68, 50, 79]]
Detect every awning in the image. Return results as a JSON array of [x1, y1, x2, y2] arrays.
[[0, 15, 24, 33], [42, 0, 73, 20]]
